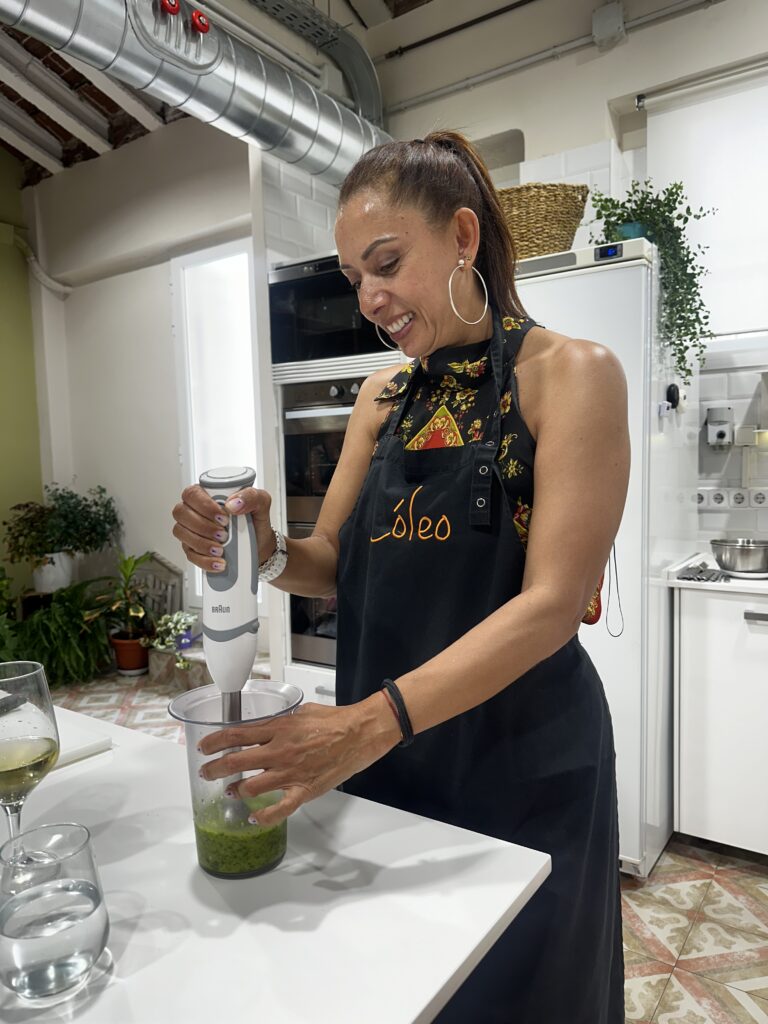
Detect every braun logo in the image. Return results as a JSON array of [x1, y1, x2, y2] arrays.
[[210, 604, 230, 614]]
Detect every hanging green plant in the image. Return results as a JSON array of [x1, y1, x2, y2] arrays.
[[589, 179, 716, 386]]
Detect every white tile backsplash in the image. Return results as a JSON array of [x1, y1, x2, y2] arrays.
[[699, 372, 728, 401], [263, 183, 297, 219], [565, 141, 611, 176], [727, 370, 761, 400], [520, 152, 566, 182], [698, 346, 768, 541], [281, 167, 313, 200], [297, 195, 331, 230], [262, 156, 337, 261]]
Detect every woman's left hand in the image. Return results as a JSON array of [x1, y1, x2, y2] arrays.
[[198, 698, 400, 827]]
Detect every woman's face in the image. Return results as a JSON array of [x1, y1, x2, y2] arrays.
[[335, 190, 487, 360]]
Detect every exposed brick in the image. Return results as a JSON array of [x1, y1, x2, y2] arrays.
[[78, 82, 121, 117], [16, 34, 49, 60]]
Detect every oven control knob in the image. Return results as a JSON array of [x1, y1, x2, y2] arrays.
[[329, 384, 345, 398], [350, 382, 360, 396]]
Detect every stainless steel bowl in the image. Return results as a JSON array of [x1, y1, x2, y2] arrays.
[[710, 538, 768, 573]]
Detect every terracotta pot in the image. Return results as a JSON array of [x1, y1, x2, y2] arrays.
[[110, 632, 149, 676]]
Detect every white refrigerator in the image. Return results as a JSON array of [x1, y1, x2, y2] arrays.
[[516, 239, 700, 877]]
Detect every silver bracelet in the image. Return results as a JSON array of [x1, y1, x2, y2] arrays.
[[258, 528, 287, 583]]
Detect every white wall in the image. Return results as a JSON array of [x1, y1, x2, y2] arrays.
[[64, 264, 181, 567], [24, 118, 338, 591], [364, 0, 768, 160]]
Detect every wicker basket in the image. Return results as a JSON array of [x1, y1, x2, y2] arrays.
[[498, 183, 589, 260]]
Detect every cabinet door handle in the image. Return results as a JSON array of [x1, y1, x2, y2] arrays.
[[315, 685, 336, 696], [744, 611, 768, 623]]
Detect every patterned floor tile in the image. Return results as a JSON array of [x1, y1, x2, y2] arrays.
[[624, 949, 673, 1021], [53, 673, 186, 741], [697, 869, 768, 940], [652, 968, 768, 1022], [676, 916, 768, 1000], [622, 889, 699, 966]]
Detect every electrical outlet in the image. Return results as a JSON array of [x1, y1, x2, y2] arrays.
[[710, 489, 728, 507], [696, 488, 710, 508], [729, 488, 749, 508], [750, 487, 768, 508]]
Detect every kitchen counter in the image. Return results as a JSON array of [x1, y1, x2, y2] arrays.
[[1, 709, 550, 1023], [664, 552, 768, 596]]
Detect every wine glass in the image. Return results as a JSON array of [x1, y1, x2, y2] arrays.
[[0, 662, 60, 843]]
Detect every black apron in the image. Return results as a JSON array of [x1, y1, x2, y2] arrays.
[[336, 313, 624, 1023]]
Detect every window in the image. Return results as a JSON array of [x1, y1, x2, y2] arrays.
[[172, 239, 262, 609]]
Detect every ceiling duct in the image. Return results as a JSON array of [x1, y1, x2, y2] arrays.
[[0, 0, 390, 185], [243, 0, 383, 126]]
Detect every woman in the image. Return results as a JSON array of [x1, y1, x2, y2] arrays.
[[172, 131, 629, 1022]]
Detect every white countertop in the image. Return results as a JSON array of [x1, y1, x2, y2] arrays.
[[665, 553, 768, 597], [1, 709, 550, 1023]]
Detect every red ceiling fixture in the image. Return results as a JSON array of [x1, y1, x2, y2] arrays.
[[191, 11, 210, 33]]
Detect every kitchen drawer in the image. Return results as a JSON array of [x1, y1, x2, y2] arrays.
[[677, 589, 768, 854]]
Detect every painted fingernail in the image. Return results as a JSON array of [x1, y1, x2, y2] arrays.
[[210, 545, 223, 556], [215, 514, 228, 526], [198, 767, 207, 779], [212, 561, 225, 571], [248, 815, 261, 825], [226, 497, 243, 511], [225, 787, 236, 798], [215, 530, 227, 542]]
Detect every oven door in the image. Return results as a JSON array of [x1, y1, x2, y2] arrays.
[[286, 523, 337, 668], [269, 257, 378, 363], [283, 405, 353, 523]]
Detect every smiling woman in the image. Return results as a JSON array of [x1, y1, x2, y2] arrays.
[[173, 129, 629, 1024]]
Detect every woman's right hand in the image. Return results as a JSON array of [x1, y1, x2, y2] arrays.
[[172, 485, 275, 573]]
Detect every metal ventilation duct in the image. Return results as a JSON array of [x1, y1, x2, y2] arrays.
[[244, 0, 384, 126], [0, 0, 390, 185]]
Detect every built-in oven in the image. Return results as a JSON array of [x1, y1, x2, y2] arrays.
[[269, 254, 405, 693], [282, 376, 366, 670], [269, 252, 378, 363]]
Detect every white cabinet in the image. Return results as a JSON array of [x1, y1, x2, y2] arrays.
[[676, 588, 768, 855]]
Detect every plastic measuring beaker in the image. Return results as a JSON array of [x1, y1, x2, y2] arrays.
[[168, 682, 303, 879]]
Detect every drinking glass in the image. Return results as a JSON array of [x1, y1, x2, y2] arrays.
[[0, 662, 60, 843], [0, 823, 110, 1004]]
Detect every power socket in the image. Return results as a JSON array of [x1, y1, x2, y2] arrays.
[[728, 487, 749, 508], [710, 489, 728, 508], [750, 487, 768, 508], [696, 488, 710, 508]]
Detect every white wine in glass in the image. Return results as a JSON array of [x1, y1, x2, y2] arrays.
[[0, 662, 60, 842]]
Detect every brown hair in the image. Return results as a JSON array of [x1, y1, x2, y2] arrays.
[[338, 129, 528, 320]]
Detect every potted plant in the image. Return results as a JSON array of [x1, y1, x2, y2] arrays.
[[15, 581, 112, 685], [0, 566, 17, 662], [142, 611, 200, 670], [589, 179, 716, 386], [2, 484, 121, 592], [88, 551, 156, 675]]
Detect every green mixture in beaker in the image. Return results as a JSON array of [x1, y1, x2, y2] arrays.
[[193, 796, 287, 877]]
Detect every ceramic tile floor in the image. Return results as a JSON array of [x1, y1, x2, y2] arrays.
[[54, 673, 768, 1024]]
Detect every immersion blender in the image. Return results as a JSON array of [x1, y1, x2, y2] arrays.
[[199, 467, 260, 723]]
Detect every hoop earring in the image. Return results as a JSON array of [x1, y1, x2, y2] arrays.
[[375, 324, 399, 350], [448, 259, 489, 326]]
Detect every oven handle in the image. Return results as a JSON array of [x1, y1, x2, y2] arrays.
[[284, 406, 354, 434]]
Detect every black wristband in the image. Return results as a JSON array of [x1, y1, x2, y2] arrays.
[[381, 678, 415, 748]]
